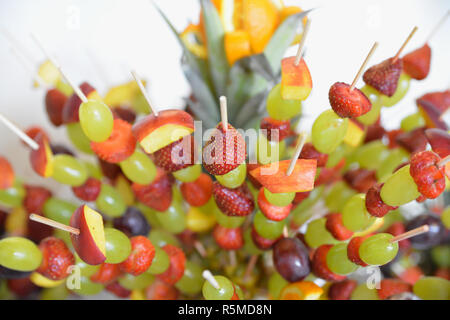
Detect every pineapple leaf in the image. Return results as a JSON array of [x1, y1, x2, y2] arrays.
[[264, 9, 312, 75], [184, 97, 217, 129], [236, 54, 277, 84], [200, 0, 229, 97], [235, 91, 268, 128]]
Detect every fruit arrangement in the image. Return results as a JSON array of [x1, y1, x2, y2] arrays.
[[0, 1, 449, 301]]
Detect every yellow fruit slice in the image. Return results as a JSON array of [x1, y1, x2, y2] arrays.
[[186, 207, 216, 233], [280, 281, 323, 300], [180, 24, 208, 59], [30, 272, 64, 288], [343, 120, 365, 147], [224, 30, 252, 65]]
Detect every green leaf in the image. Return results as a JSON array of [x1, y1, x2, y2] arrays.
[[264, 10, 312, 75], [235, 91, 268, 128], [184, 98, 217, 130], [236, 54, 277, 83], [200, 0, 229, 96]]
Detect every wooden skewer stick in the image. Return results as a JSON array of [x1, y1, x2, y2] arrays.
[[0, 113, 39, 150], [294, 18, 311, 66], [229, 250, 237, 267], [244, 255, 258, 280], [0, 27, 35, 64], [30, 33, 87, 103], [426, 10, 449, 43], [392, 26, 418, 63], [194, 241, 207, 258], [10, 47, 50, 89], [282, 225, 289, 238], [202, 270, 220, 289], [131, 70, 158, 116], [29, 213, 80, 235], [390, 225, 429, 243], [219, 96, 228, 131], [438, 155, 450, 167], [286, 131, 307, 176], [349, 42, 378, 91]]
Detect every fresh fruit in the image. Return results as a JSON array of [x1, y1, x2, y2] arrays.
[[416, 91, 449, 130], [405, 214, 445, 250], [311, 245, 345, 281], [52, 154, 88, 187], [329, 82, 371, 118], [273, 238, 310, 282], [304, 218, 339, 249], [95, 183, 126, 218], [104, 228, 132, 264], [212, 182, 254, 217], [0, 237, 42, 272], [132, 169, 172, 212], [224, 30, 251, 65], [152, 135, 195, 172], [347, 235, 369, 267], [70, 205, 106, 265], [409, 151, 446, 199], [120, 236, 155, 276], [403, 44, 431, 80], [215, 163, 247, 189], [363, 57, 403, 97], [212, 225, 243, 250], [328, 280, 358, 300], [37, 237, 75, 281], [260, 117, 291, 142], [381, 73, 411, 107], [281, 57, 312, 101], [279, 281, 323, 300], [326, 243, 358, 275], [365, 183, 398, 217], [343, 168, 376, 193], [172, 164, 202, 182], [79, 100, 114, 142], [90, 263, 122, 284], [202, 274, 234, 300], [325, 213, 353, 241], [45, 89, 67, 127], [253, 210, 285, 240], [147, 246, 170, 275], [299, 142, 328, 167], [359, 233, 399, 266], [180, 173, 213, 207], [251, 226, 280, 250], [62, 82, 99, 124], [71, 177, 101, 202], [0, 157, 14, 190], [413, 276, 450, 300], [424, 128, 450, 158], [312, 110, 349, 154], [257, 188, 292, 221], [158, 244, 186, 285], [29, 133, 53, 178], [113, 207, 150, 237], [266, 84, 302, 120], [378, 279, 412, 300], [380, 165, 421, 206], [119, 150, 156, 185], [342, 193, 376, 232]]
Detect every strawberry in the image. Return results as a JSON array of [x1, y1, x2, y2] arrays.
[[386, 222, 411, 251], [257, 188, 292, 221], [0, 156, 14, 190], [212, 225, 244, 250], [424, 128, 450, 158], [312, 244, 346, 281], [410, 151, 446, 199], [105, 281, 131, 298], [260, 117, 291, 141], [146, 278, 179, 300], [328, 280, 358, 300], [202, 123, 246, 176], [403, 44, 431, 80], [363, 58, 403, 97], [120, 236, 155, 276], [72, 177, 102, 202], [325, 213, 353, 241], [37, 237, 75, 280], [251, 226, 281, 251], [417, 90, 450, 114], [91, 119, 136, 163], [363, 119, 386, 143], [180, 173, 212, 207], [90, 263, 122, 284], [366, 183, 398, 217], [62, 82, 96, 124], [112, 107, 136, 124], [158, 244, 186, 285], [212, 181, 254, 217], [399, 266, 423, 284], [153, 135, 195, 172], [299, 142, 328, 167], [386, 129, 403, 148], [343, 168, 377, 193], [132, 168, 172, 212], [435, 268, 450, 280], [45, 88, 67, 127], [329, 82, 372, 118], [395, 127, 428, 154], [377, 279, 412, 300], [347, 235, 370, 267]]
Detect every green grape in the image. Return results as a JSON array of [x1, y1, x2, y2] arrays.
[[95, 183, 126, 218], [312, 110, 349, 154], [326, 143, 354, 168], [132, 91, 151, 114], [119, 272, 154, 290], [430, 245, 450, 268], [413, 276, 450, 300], [355, 140, 389, 170], [304, 218, 339, 249], [325, 181, 356, 212], [148, 229, 180, 248], [400, 112, 425, 132], [380, 165, 420, 206], [0, 237, 42, 271], [136, 202, 162, 228], [291, 185, 325, 225], [342, 194, 376, 232], [215, 163, 246, 189], [147, 246, 170, 274], [119, 150, 156, 185], [54, 229, 72, 248], [381, 73, 411, 107], [43, 197, 77, 226], [357, 85, 383, 125], [104, 228, 132, 264], [0, 180, 26, 208], [442, 207, 450, 229], [268, 272, 289, 300], [175, 261, 203, 295], [376, 148, 410, 182], [173, 164, 202, 182], [83, 161, 103, 179], [75, 254, 100, 277], [202, 275, 234, 300], [66, 122, 94, 154], [266, 83, 302, 120], [79, 100, 114, 142], [243, 228, 263, 255], [71, 276, 104, 295], [379, 208, 403, 232], [0, 280, 12, 300], [253, 210, 285, 240], [351, 283, 379, 300], [326, 243, 358, 275], [263, 188, 295, 206], [155, 201, 186, 234], [257, 132, 286, 165], [214, 206, 245, 228], [40, 284, 69, 300], [55, 79, 73, 96], [52, 154, 88, 186], [359, 233, 398, 266]]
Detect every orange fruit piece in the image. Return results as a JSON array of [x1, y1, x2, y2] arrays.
[[279, 6, 307, 45], [224, 30, 252, 65], [280, 281, 323, 300], [180, 24, 207, 59]]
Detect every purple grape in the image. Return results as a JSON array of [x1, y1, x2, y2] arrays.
[[113, 207, 150, 237], [50, 144, 74, 156], [406, 214, 446, 250], [0, 266, 31, 279], [273, 237, 310, 283]]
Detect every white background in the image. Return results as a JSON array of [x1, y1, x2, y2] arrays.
[[0, 0, 449, 191]]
